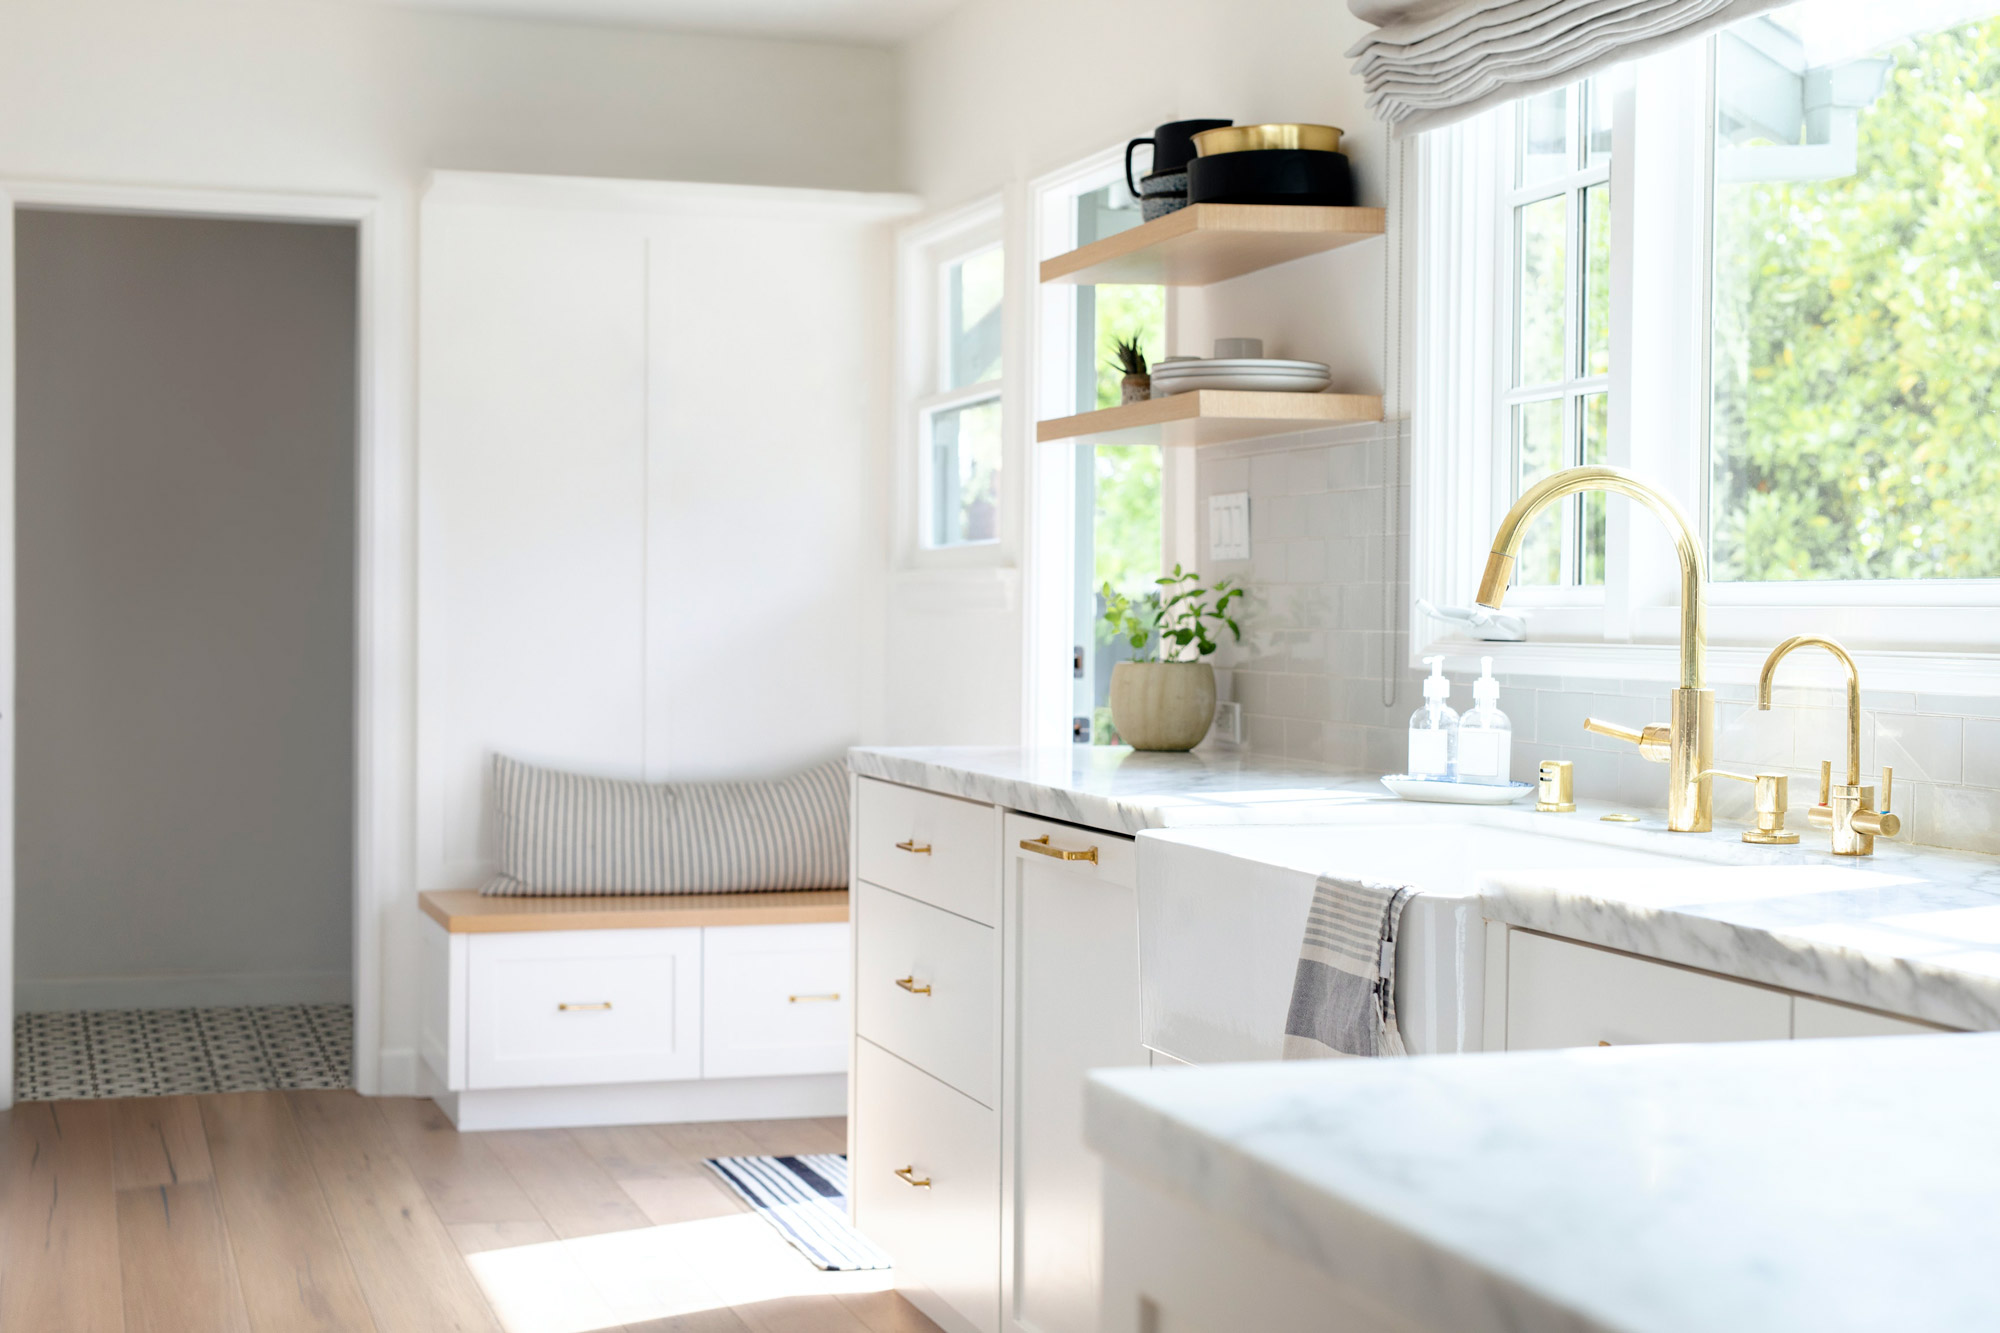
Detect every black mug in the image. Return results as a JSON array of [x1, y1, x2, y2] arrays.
[[1126, 119, 1233, 196]]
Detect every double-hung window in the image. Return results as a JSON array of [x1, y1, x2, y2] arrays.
[[1425, 0, 2000, 675], [917, 234, 1004, 549]]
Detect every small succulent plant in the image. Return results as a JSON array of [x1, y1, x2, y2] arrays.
[[1107, 336, 1149, 378]]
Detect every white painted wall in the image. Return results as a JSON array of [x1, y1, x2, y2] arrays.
[[0, 0, 900, 1092], [417, 173, 910, 894], [889, 0, 1386, 746]]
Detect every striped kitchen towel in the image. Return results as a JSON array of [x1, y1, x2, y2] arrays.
[[480, 755, 848, 895], [1282, 875, 1417, 1059]]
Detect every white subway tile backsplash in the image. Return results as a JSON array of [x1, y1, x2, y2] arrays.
[[1876, 712, 1963, 784], [1716, 702, 1795, 769], [1963, 719, 2000, 790], [1210, 428, 2000, 855]]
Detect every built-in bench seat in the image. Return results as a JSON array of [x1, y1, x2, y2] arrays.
[[418, 887, 850, 1131]]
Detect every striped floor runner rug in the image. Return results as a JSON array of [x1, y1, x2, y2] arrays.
[[704, 1153, 892, 1272]]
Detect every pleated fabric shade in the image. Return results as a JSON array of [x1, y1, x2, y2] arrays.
[[1348, 0, 1788, 132]]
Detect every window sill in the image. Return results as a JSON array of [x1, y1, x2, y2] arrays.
[[1420, 634, 2000, 698], [891, 567, 1019, 615]]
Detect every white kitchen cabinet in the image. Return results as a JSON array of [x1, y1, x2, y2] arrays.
[[856, 778, 1003, 925], [852, 1039, 1001, 1333], [1001, 813, 1144, 1333], [1505, 929, 1793, 1050], [855, 880, 1000, 1106], [1793, 995, 1952, 1039]]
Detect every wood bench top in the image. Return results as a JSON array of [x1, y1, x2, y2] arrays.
[[418, 887, 849, 934]]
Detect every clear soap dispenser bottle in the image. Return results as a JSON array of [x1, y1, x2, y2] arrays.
[[1459, 656, 1513, 785], [1408, 655, 1459, 779]]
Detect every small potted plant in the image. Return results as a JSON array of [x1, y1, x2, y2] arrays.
[[1109, 337, 1150, 405], [1099, 566, 1243, 751]]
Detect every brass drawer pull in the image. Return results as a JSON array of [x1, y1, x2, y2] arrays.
[[895, 976, 932, 996], [788, 992, 841, 1004], [558, 1002, 613, 1012], [894, 1166, 932, 1189], [895, 839, 933, 855], [1020, 834, 1098, 864]]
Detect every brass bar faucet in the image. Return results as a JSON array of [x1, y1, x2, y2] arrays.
[[1757, 635, 1899, 855], [1475, 465, 1713, 832]]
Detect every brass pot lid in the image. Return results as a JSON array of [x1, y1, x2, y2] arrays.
[[1192, 123, 1344, 157]]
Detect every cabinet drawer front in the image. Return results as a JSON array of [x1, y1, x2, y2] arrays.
[[1006, 812, 1137, 891], [856, 882, 997, 1106], [1794, 996, 1952, 1039], [702, 922, 850, 1079], [852, 1038, 999, 1333], [1506, 930, 1792, 1050], [856, 778, 1000, 925], [467, 928, 701, 1088]]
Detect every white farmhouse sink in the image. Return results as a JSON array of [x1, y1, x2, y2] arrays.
[[1136, 815, 1739, 1063]]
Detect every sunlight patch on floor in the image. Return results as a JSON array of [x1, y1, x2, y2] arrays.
[[465, 1211, 896, 1333]]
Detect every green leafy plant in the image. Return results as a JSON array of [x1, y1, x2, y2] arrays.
[[1099, 565, 1243, 662], [1106, 335, 1149, 378]]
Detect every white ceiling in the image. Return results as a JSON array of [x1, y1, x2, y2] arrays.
[[334, 0, 965, 42]]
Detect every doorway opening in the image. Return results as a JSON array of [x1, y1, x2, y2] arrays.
[[11, 207, 359, 1100]]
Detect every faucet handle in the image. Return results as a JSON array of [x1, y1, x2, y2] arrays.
[[1809, 759, 1835, 829], [1701, 769, 1800, 846], [1853, 765, 1902, 839], [1583, 716, 1673, 764]]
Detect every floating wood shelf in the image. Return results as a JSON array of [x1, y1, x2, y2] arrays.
[[1036, 390, 1383, 448], [1039, 204, 1386, 287]]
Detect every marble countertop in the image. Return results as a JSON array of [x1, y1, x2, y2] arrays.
[[848, 745, 1385, 834], [1087, 1034, 2000, 1332], [854, 745, 2000, 1027]]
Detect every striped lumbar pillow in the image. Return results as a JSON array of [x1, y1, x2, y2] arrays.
[[480, 755, 848, 896]]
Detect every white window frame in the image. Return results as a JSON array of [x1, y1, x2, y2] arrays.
[[893, 197, 1015, 575], [1414, 27, 2000, 696], [1020, 145, 1187, 748]]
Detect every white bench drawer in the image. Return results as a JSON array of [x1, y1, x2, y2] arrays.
[[467, 927, 701, 1089], [855, 778, 1000, 926], [856, 881, 997, 1106], [702, 922, 850, 1079], [852, 1038, 998, 1333]]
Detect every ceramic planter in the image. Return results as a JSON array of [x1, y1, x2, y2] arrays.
[[1121, 372, 1151, 405], [1108, 660, 1216, 751]]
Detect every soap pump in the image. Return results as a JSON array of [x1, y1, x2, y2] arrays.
[[1407, 656, 1459, 779], [1458, 656, 1513, 785]]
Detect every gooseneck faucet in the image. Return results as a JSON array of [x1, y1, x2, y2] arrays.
[[1757, 634, 1899, 855], [1474, 465, 1713, 832]]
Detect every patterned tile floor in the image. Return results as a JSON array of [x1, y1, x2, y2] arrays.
[[14, 1003, 352, 1101]]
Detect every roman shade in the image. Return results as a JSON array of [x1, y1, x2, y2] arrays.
[[1349, 0, 1788, 133]]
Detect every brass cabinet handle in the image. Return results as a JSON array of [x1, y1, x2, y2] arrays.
[[894, 1166, 932, 1189], [1020, 834, 1098, 864], [895, 839, 932, 855], [788, 992, 841, 1004], [895, 976, 932, 995], [558, 1002, 613, 1012]]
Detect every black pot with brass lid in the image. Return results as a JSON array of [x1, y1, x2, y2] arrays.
[[1186, 123, 1354, 207]]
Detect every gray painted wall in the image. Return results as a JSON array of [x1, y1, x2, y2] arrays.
[[15, 209, 356, 1010]]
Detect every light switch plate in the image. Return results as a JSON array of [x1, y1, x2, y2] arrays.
[[1208, 492, 1250, 562], [1212, 700, 1243, 746]]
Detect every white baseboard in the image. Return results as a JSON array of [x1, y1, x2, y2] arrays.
[[15, 969, 352, 1011], [376, 1046, 417, 1097], [426, 1071, 847, 1132]]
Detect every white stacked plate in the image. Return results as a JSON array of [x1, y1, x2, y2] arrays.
[[1151, 357, 1332, 395]]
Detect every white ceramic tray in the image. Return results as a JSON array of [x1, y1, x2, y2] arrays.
[[1153, 357, 1330, 373], [1380, 775, 1535, 805]]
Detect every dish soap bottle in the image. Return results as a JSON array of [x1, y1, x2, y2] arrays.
[[1458, 656, 1512, 785], [1408, 656, 1459, 779]]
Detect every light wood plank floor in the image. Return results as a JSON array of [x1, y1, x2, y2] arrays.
[[0, 1093, 942, 1333]]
